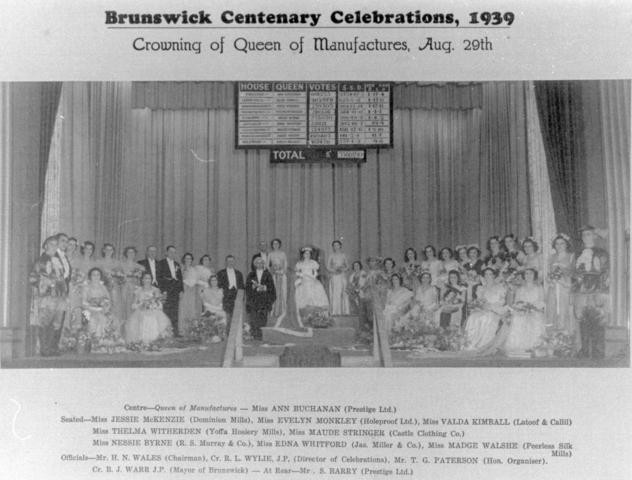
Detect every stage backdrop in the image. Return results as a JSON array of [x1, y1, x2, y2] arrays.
[[43, 82, 532, 273]]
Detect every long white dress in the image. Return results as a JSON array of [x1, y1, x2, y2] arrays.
[[504, 284, 546, 354], [464, 283, 507, 351], [327, 252, 350, 315], [383, 287, 414, 333], [294, 259, 329, 323], [125, 286, 173, 344], [268, 250, 288, 325], [408, 285, 441, 327]]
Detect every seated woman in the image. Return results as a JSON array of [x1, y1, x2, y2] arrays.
[[383, 273, 413, 334], [503, 268, 546, 354], [198, 274, 228, 343], [124, 272, 173, 345], [81, 267, 126, 353], [439, 270, 467, 328], [463, 267, 508, 352], [409, 272, 440, 327], [294, 246, 330, 327]]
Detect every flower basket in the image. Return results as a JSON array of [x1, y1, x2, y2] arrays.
[[299, 306, 333, 328]]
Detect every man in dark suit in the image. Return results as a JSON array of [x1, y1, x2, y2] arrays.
[[138, 245, 159, 287], [157, 245, 183, 334], [216, 255, 244, 317], [251, 239, 270, 271], [245, 257, 276, 340]]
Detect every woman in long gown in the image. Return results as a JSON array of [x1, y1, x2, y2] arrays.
[[504, 268, 546, 354], [119, 247, 145, 324], [383, 273, 413, 334], [178, 253, 200, 336], [125, 272, 173, 344], [294, 247, 330, 326], [366, 256, 389, 304], [327, 240, 350, 315], [268, 239, 288, 326], [199, 275, 228, 342], [81, 267, 126, 353], [545, 234, 575, 332], [95, 243, 124, 321], [440, 270, 467, 328], [195, 255, 214, 304], [463, 267, 508, 352], [409, 272, 440, 327], [347, 261, 369, 322], [400, 248, 421, 291], [421, 245, 442, 285]]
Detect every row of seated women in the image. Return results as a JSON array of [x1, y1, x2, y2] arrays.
[[383, 267, 545, 355]]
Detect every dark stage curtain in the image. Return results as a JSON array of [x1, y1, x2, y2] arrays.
[[534, 81, 587, 239]]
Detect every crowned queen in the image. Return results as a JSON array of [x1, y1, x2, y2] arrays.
[[294, 246, 330, 327]]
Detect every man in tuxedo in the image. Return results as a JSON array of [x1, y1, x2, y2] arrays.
[[216, 255, 244, 317], [251, 240, 270, 271], [157, 245, 183, 334], [138, 245, 159, 287], [245, 257, 276, 340]]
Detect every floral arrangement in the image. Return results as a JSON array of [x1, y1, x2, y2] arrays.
[[533, 331, 576, 358], [189, 311, 226, 343], [138, 290, 166, 310], [127, 341, 162, 352], [90, 324, 126, 354], [249, 279, 268, 292], [84, 296, 110, 318], [390, 323, 466, 352], [70, 269, 86, 285], [300, 306, 333, 328]]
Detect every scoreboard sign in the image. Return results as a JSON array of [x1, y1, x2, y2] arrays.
[[236, 82, 393, 149]]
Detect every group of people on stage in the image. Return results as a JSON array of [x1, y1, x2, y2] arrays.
[[30, 226, 608, 357]]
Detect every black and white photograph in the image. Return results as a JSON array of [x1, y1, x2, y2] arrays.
[[1, 80, 628, 368]]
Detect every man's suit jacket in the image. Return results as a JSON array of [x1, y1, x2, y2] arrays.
[[156, 258, 183, 295], [54, 251, 72, 290], [245, 269, 276, 312], [138, 258, 159, 286], [216, 268, 245, 292]]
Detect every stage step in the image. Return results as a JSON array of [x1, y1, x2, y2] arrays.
[[261, 326, 356, 346], [331, 315, 360, 330]]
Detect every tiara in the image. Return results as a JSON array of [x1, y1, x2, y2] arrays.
[[301, 246, 313, 252]]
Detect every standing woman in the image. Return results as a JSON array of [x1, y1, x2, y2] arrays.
[[484, 236, 506, 271], [463, 245, 484, 301], [96, 243, 123, 321], [195, 255, 214, 304], [503, 234, 523, 273], [327, 240, 350, 315], [294, 246, 330, 326], [421, 245, 442, 285], [268, 238, 288, 326], [400, 248, 421, 290], [178, 252, 200, 337], [520, 238, 543, 278], [440, 270, 468, 328], [119, 247, 145, 324], [75, 241, 96, 279], [545, 234, 575, 332], [438, 247, 460, 287], [503, 268, 546, 354], [347, 261, 369, 320], [455, 245, 469, 270]]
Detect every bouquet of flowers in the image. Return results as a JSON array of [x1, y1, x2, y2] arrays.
[[86, 296, 110, 311], [465, 269, 480, 283], [250, 279, 268, 292], [127, 341, 162, 352], [111, 267, 126, 286], [138, 290, 165, 310], [128, 266, 145, 281], [300, 306, 333, 328], [189, 311, 227, 343], [511, 301, 541, 314], [548, 266, 564, 282], [70, 269, 86, 285]]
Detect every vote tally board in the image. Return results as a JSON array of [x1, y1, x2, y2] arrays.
[[235, 81, 392, 162]]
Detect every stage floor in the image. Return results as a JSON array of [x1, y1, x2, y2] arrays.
[[3, 340, 628, 368]]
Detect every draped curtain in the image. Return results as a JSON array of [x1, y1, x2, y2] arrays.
[[45, 81, 532, 273], [599, 80, 630, 326], [534, 81, 587, 239]]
